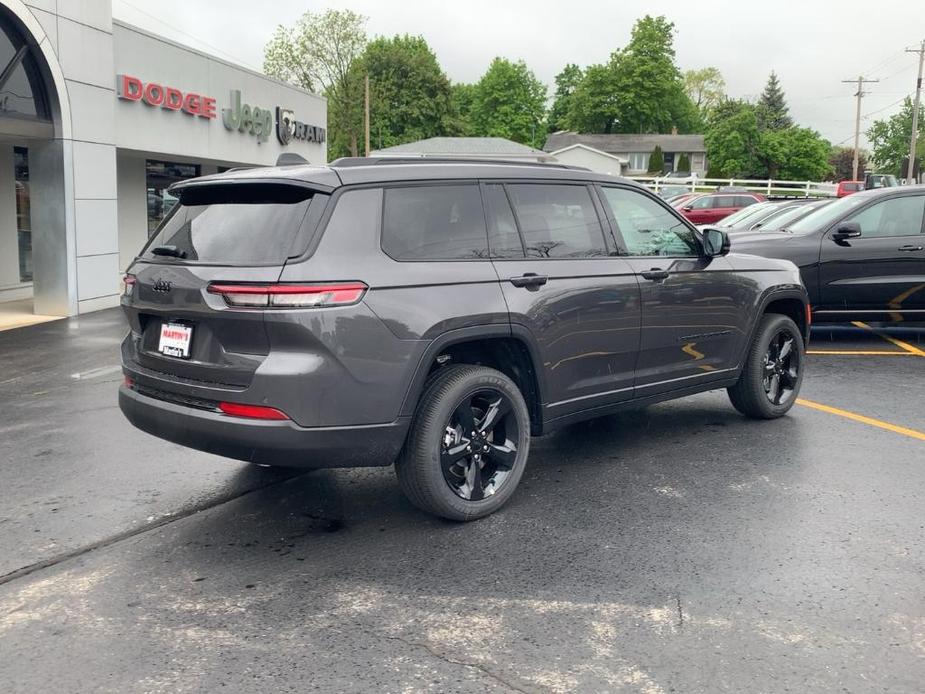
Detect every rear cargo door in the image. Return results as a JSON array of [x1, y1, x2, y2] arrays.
[[123, 182, 326, 388]]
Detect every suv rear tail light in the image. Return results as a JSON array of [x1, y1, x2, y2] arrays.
[[218, 401, 290, 420], [122, 274, 136, 297], [207, 282, 367, 308]]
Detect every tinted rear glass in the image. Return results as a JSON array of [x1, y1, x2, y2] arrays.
[[382, 185, 488, 260], [141, 184, 313, 264], [506, 184, 607, 258]]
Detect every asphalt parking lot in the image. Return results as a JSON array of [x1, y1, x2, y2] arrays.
[[1, 309, 923, 693]]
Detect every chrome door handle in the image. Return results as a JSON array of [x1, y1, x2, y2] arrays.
[[897, 245, 924, 252]]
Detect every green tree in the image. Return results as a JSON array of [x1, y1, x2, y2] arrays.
[[866, 97, 925, 175], [704, 99, 762, 177], [566, 15, 699, 135], [263, 9, 368, 158], [829, 146, 867, 181], [758, 127, 832, 180], [684, 67, 726, 116], [469, 58, 547, 146], [448, 83, 478, 136], [677, 152, 691, 173], [648, 145, 664, 172], [565, 63, 621, 133], [547, 63, 583, 132], [757, 71, 793, 131], [352, 35, 454, 152]]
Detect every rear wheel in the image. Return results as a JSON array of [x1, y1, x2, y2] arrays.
[[396, 365, 530, 521], [728, 313, 805, 419]]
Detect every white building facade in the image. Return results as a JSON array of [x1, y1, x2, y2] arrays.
[[0, 0, 326, 319]]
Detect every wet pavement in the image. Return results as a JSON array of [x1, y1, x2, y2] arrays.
[[1, 309, 923, 692]]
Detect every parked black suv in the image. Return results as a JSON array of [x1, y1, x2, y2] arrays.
[[119, 159, 809, 520], [728, 185, 925, 322]]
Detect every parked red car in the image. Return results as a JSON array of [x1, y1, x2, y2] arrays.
[[676, 192, 766, 225], [836, 180, 864, 197]]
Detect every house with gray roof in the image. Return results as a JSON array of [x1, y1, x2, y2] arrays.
[[371, 137, 554, 162], [543, 132, 707, 176]]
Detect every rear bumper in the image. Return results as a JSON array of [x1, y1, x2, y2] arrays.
[[118, 385, 410, 468]]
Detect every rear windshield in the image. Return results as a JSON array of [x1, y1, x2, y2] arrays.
[[141, 183, 313, 264]]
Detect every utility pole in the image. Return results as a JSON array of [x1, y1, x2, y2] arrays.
[[364, 74, 370, 157], [906, 41, 925, 184], [842, 75, 879, 180]]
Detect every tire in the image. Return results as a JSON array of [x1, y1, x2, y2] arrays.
[[728, 313, 805, 419], [395, 364, 531, 521]]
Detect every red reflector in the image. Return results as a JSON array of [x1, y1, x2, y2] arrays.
[[806, 303, 812, 327], [207, 282, 367, 308], [218, 401, 289, 420], [123, 375, 134, 387]]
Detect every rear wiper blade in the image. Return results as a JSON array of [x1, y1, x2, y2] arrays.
[[151, 245, 187, 258]]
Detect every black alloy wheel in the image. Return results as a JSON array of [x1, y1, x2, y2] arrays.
[[395, 364, 530, 521], [728, 313, 805, 419], [440, 390, 519, 501], [763, 330, 801, 406]]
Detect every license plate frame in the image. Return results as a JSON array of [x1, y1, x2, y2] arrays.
[[157, 322, 193, 359]]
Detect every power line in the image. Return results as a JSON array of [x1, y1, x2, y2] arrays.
[[862, 95, 909, 120]]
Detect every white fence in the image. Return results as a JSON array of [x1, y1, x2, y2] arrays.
[[627, 175, 838, 198]]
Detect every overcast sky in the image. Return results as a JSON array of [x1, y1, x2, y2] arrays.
[[112, 0, 925, 147]]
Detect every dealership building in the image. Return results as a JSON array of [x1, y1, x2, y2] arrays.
[[0, 0, 326, 323]]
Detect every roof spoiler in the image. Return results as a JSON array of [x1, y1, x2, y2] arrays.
[[276, 153, 311, 166]]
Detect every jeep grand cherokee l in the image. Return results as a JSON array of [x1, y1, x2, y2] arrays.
[[119, 159, 810, 521]]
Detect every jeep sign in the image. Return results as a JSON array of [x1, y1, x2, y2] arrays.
[[222, 90, 273, 144]]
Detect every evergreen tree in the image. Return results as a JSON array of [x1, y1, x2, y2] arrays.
[[648, 145, 665, 173], [677, 152, 691, 173], [757, 71, 792, 131]]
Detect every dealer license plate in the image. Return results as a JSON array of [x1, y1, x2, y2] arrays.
[[158, 322, 193, 359]]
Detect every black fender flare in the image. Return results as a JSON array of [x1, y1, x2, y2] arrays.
[[737, 285, 810, 367], [397, 323, 548, 419]]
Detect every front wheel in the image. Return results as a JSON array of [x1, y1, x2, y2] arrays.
[[396, 365, 530, 521], [728, 313, 805, 419]]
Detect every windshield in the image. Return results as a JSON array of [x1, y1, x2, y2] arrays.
[[787, 195, 870, 234], [716, 201, 776, 227], [760, 201, 832, 230]]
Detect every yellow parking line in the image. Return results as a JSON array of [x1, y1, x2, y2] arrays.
[[807, 350, 915, 356], [796, 398, 925, 442], [851, 321, 925, 357]]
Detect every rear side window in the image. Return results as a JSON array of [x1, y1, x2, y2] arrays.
[[484, 184, 524, 258], [735, 195, 758, 207], [142, 183, 313, 264], [506, 184, 607, 258], [382, 185, 488, 260]]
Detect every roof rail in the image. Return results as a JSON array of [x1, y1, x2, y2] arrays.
[[328, 156, 589, 171]]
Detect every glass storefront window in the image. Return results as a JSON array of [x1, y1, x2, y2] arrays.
[[14, 146, 31, 282], [146, 160, 200, 234], [0, 13, 50, 120]]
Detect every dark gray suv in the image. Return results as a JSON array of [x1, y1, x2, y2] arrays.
[[119, 159, 810, 520]]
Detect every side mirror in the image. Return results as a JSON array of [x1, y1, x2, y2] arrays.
[[682, 204, 694, 211], [832, 222, 862, 243], [702, 227, 730, 257]]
